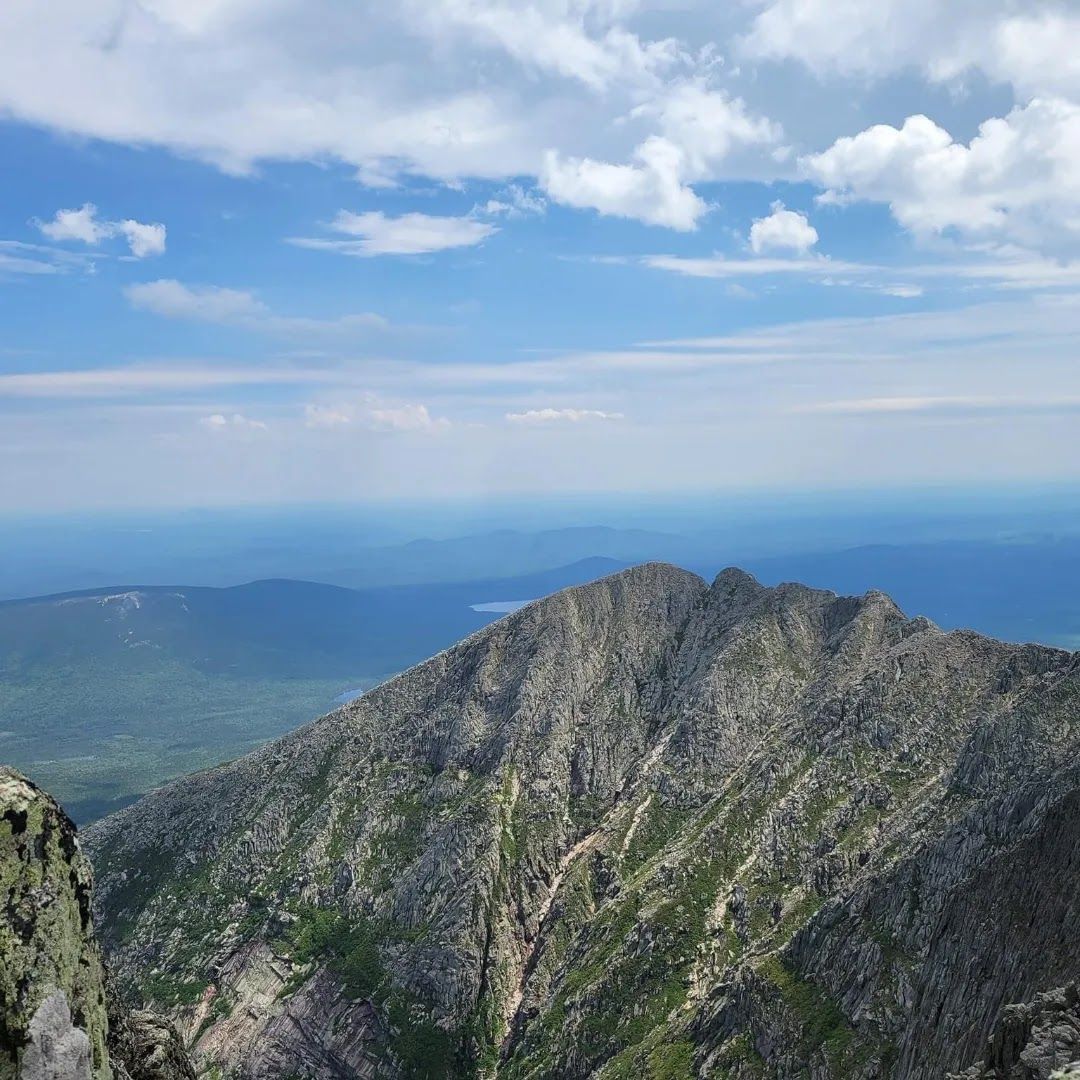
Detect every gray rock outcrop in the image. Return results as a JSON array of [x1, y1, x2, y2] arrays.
[[1, 767, 193, 1080]]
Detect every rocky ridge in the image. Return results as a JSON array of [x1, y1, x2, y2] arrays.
[[83, 565, 1080, 1077]]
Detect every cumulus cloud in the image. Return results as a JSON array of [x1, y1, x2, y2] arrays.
[[542, 137, 707, 231], [117, 220, 167, 258], [542, 86, 780, 229], [633, 84, 782, 179], [368, 402, 449, 431], [35, 203, 166, 257], [749, 202, 817, 254], [198, 412, 268, 431], [801, 98, 1080, 256], [292, 211, 498, 256], [742, 1, 1080, 99], [409, 0, 682, 93], [506, 407, 624, 424]]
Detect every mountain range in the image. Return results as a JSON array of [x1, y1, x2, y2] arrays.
[[78, 565, 1080, 1078], [0, 558, 623, 823]]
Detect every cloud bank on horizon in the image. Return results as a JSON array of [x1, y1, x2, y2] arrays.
[[1, 0, 1079, 509]]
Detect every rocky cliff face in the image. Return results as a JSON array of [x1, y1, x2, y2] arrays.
[[82, 565, 1080, 1078], [0, 767, 194, 1080], [2, 767, 111, 1079]]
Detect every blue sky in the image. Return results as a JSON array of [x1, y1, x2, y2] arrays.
[[2, 1, 1079, 510]]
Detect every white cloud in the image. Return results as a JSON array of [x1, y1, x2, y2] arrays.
[[293, 211, 498, 256], [480, 184, 547, 218], [796, 395, 1080, 416], [0, 366, 339, 398], [368, 402, 449, 431], [742, 1, 1080, 99], [124, 278, 390, 337], [801, 98, 1080, 256], [199, 412, 268, 431], [633, 83, 782, 179], [542, 85, 780, 229], [37, 204, 108, 245], [749, 202, 817, 254], [542, 137, 707, 231], [302, 397, 450, 432], [126, 279, 266, 322], [642, 254, 861, 279], [35, 203, 166, 257], [506, 407, 624, 424], [117, 220, 168, 258], [0, 240, 93, 276]]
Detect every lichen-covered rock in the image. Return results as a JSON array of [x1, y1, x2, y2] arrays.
[[83, 565, 1080, 1078], [1, 767, 195, 1080], [0, 768, 110, 1079]]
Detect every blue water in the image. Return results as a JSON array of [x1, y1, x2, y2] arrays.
[[334, 687, 365, 705], [470, 600, 534, 613]]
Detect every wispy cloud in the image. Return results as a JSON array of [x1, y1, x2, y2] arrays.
[[795, 395, 1080, 415], [124, 279, 389, 338], [291, 211, 498, 257], [0, 365, 337, 398], [0, 240, 96, 276], [641, 254, 868, 279]]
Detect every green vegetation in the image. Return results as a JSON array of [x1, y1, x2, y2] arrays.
[[757, 954, 857, 1065], [281, 906, 467, 1079], [0, 655, 359, 823], [287, 907, 385, 1000]]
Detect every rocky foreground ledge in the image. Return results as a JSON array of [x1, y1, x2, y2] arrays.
[[0, 766, 193, 1080]]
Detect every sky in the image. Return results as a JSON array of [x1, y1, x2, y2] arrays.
[[2, 0, 1080, 511]]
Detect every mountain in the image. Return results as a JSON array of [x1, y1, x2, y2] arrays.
[[742, 536, 1080, 650], [0, 766, 194, 1080], [0, 558, 624, 823], [83, 565, 1080, 1078], [320, 528, 691, 589]]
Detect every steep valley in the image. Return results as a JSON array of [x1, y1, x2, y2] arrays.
[[70, 564, 1080, 1078]]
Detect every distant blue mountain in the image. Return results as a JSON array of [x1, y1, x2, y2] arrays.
[[0, 557, 626, 823]]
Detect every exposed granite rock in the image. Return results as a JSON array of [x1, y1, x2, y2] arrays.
[[952, 984, 1080, 1080], [0, 767, 194, 1080], [107, 1006, 196, 1080], [1, 767, 109, 1079], [20, 992, 93, 1080], [82, 565, 1080, 1078]]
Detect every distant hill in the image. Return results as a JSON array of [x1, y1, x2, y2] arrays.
[[0, 557, 625, 822], [314, 526, 695, 588]]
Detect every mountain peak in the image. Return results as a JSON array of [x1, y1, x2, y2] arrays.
[[83, 567, 1080, 1079]]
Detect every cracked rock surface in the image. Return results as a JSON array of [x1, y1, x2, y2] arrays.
[[82, 565, 1080, 1078], [1, 767, 193, 1080]]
